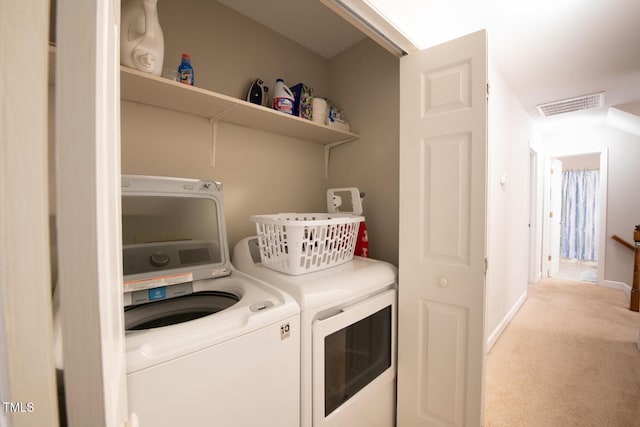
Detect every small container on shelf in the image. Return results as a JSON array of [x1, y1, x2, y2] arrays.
[[327, 104, 351, 132], [177, 53, 194, 86], [290, 83, 313, 120], [273, 79, 295, 115]]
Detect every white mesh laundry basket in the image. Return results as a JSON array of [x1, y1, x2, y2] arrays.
[[251, 213, 364, 275]]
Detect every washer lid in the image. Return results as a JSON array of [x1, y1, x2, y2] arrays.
[[121, 175, 232, 293]]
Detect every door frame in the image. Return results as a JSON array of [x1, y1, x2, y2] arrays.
[[546, 158, 563, 277], [528, 148, 543, 283], [56, 0, 128, 425], [540, 148, 608, 286]]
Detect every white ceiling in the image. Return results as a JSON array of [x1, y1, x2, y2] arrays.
[[220, 0, 640, 126]]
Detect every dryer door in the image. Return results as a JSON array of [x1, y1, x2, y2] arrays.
[[312, 289, 397, 427]]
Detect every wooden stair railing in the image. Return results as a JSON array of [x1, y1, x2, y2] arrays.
[[611, 234, 635, 251], [611, 228, 640, 312], [633, 226, 640, 312]]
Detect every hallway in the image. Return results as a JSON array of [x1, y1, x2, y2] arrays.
[[485, 277, 640, 426]]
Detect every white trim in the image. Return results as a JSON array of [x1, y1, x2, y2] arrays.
[[319, 0, 419, 57], [528, 150, 536, 282], [56, 0, 128, 424], [596, 149, 608, 286], [541, 155, 551, 277], [541, 148, 608, 286], [528, 148, 543, 284], [602, 280, 631, 302], [486, 290, 528, 353]]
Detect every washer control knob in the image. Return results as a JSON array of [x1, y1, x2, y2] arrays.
[[437, 276, 450, 288], [149, 252, 170, 267]]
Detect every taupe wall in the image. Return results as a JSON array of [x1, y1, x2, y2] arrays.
[[158, 0, 330, 100], [122, 1, 401, 263], [326, 39, 400, 265], [122, 0, 334, 250], [121, 103, 327, 248]]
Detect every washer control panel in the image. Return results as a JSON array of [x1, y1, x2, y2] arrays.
[[127, 281, 194, 306], [123, 241, 220, 276]]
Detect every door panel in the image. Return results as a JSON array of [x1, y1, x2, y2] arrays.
[[420, 133, 471, 265], [398, 30, 487, 427], [418, 301, 467, 424], [422, 61, 472, 116]]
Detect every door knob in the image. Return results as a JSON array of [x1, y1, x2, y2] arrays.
[[438, 277, 450, 288]]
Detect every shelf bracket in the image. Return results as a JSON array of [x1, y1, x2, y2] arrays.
[[324, 137, 357, 178], [209, 105, 237, 167]]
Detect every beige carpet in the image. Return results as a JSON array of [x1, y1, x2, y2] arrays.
[[485, 277, 640, 427]]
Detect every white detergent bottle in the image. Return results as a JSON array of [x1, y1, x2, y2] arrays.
[[273, 79, 294, 115], [121, 0, 164, 76]]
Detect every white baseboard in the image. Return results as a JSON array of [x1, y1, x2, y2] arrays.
[[528, 271, 542, 285], [600, 281, 638, 352], [602, 280, 631, 302], [486, 290, 528, 353]]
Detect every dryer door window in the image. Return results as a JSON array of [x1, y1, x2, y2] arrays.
[[312, 289, 396, 425]]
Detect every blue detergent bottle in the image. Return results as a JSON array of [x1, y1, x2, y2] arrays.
[[178, 53, 194, 85]]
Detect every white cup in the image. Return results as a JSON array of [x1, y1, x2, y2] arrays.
[[161, 68, 179, 82]]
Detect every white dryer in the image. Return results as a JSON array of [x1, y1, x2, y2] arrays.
[[120, 176, 300, 426], [233, 237, 397, 427]]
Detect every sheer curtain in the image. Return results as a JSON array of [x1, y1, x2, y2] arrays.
[[560, 169, 599, 261]]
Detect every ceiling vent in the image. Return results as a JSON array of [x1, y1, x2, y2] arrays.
[[537, 92, 605, 117]]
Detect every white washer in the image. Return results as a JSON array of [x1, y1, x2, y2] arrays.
[[119, 176, 301, 426], [233, 236, 397, 427], [125, 272, 300, 426]]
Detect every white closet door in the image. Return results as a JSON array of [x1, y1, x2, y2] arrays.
[[397, 30, 488, 427]]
